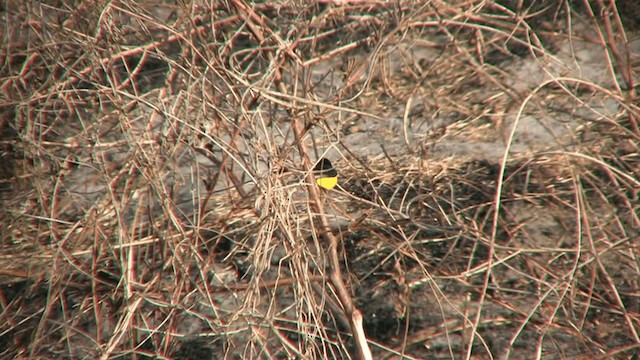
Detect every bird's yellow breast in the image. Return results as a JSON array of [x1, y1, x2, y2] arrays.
[[316, 176, 338, 190]]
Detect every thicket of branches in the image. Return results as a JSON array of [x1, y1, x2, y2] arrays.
[[1, 1, 639, 359]]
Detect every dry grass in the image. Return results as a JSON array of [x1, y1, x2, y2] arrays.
[[1, 0, 639, 359]]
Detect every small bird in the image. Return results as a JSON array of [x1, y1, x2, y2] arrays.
[[313, 158, 338, 190]]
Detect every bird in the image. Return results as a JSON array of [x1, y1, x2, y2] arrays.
[[313, 158, 338, 190]]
